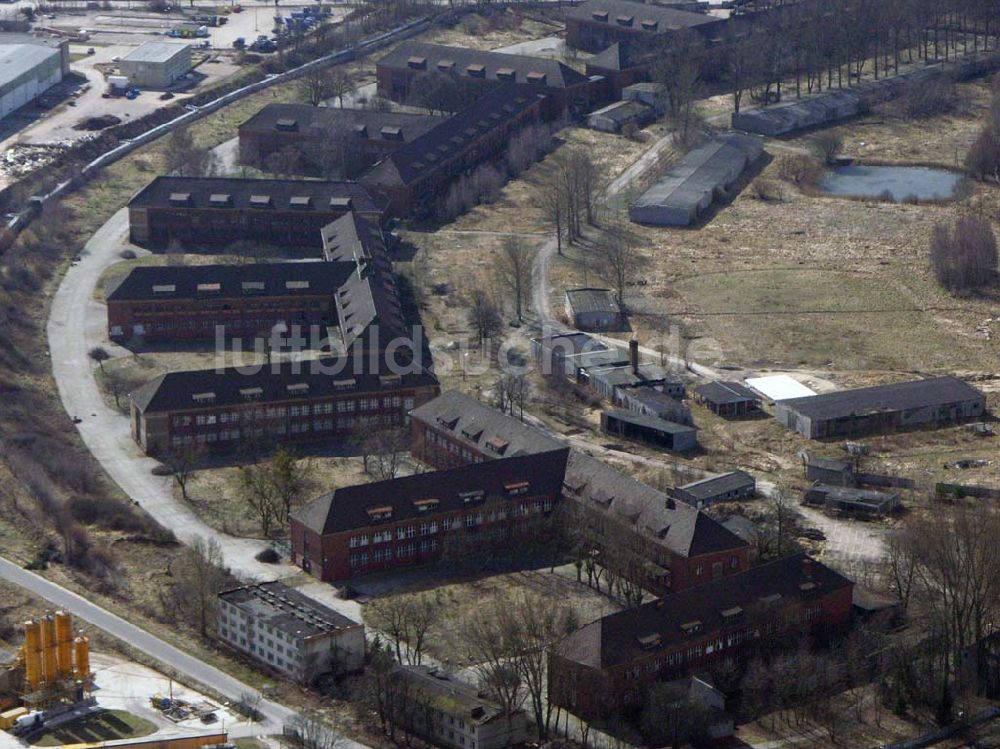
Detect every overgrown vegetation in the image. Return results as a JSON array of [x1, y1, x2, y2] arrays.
[[929, 214, 998, 293]]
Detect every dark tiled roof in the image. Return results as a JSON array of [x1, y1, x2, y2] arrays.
[[130, 356, 437, 414], [106, 261, 354, 302], [219, 580, 358, 637], [554, 553, 852, 670], [362, 84, 546, 188], [625, 386, 685, 412], [587, 41, 648, 72], [239, 103, 443, 141], [566, 287, 618, 314], [676, 470, 756, 502], [292, 448, 569, 535], [378, 42, 589, 88], [320, 214, 406, 348], [566, 0, 719, 30], [696, 381, 760, 405], [397, 666, 524, 725], [533, 331, 612, 357], [128, 176, 389, 216], [778, 376, 985, 421], [411, 391, 746, 559]]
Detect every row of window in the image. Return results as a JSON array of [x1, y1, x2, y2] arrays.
[[126, 300, 325, 313], [350, 539, 441, 567], [172, 396, 407, 428], [168, 414, 404, 447]]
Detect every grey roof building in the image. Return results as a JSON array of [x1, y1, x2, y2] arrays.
[[616, 385, 691, 425], [587, 100, 654, 133], [673, 471, 756, 509], [802, 484, 901, 516], [217, 581, 364, 681], [118, 41, 192, 89], [695, 381, 762, 418], [774, 376, 987, 439], [531, 331, 622, 380], [629, 133, 764, 226], [601, 409, 697, 452], [565, 287, 622, 330], [0, 39, 65, 120]]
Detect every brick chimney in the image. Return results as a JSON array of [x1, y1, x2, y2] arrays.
[[629, 338, 639, 375], [802, 557, 813, 579]]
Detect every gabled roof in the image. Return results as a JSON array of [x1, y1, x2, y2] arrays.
[[378, 41, 589, 88], [292, 448, 569, 535], [239, 103, 443, 140], [362, 84, 545, 188], [566, 287, 619, 315], [411, 391, 746, 559], [106, 261, 354, 302], [696, 380, 760, 405], [566, 0, 720, 31], [778, 376, 985, 420], [397, 665, 526, 724], [554, 553, 852, 670], [675, 470, 756, 502], [603, 409, 695, 435], [128, 176, 389, 216], [130, 356, 437, 414]]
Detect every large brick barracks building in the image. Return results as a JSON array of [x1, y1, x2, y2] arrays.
[[106, 261, 351, 341], [409, 391, 750, 595], [127, 176, 388, 247], [564, 0, 725, 52], [129, 357, 439, 457], [289, 448, 570, 580], [548, 553, 854, 720]]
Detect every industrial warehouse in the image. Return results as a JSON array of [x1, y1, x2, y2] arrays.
[[0, 36, 67, 120]]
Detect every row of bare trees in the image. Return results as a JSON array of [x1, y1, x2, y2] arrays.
[[722, 0, 1000, 114]]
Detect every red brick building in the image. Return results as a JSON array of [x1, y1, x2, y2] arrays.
[[127, 176, 388, 247], [548, 554, 854, 720], [289, 448, 569, 581], [360, 84, 546, 218], [129, 357, 439, 457], [106, 261, 351, 341], [409, 391, 750, 595], [237, 104, 444, 178]]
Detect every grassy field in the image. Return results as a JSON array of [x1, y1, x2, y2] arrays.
[[30, 710, 156, 746]]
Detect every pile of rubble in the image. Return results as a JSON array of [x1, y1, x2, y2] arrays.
[[0, 143, 68, 179]]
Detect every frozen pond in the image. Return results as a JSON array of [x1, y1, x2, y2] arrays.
[[818, 164, 963, 202]]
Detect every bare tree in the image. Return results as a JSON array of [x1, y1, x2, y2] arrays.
[[300, 66, 353, 106], [494, 374, 526, 420], [468, 287, 503, 346], [164, 442, 203, 501], [88, 346, 110, 373], [164, 536, 231, 637], [367, 592, 439, 666], [165, 126, 217, 177], [596, 222, 645, 313], [361, 428, 408, 481], [537, 172, 567, 256], [494, 236, 533, 322], [930, 216, 998, 293]]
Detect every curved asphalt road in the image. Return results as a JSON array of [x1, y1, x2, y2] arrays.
[[46, 208, 284, 581]]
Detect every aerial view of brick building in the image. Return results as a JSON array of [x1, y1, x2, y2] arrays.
[[129, 358, 439, 457], [237, 103, 444, 178], [127, 176, 389, 247], [105, 261, 352, 341], [548, 553, 854, 719], [361, 84, 546, 217], [410, 391, 750, 594], [289, 448, 569, 580], [565, 0, 725, 52]]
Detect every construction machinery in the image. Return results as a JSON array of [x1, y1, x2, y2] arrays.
[[7, 611, 93, 715]]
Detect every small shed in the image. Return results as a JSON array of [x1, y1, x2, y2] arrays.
[[673, 470, 756, 508], [565, 287, 622, 330], [695, 381, 761, 418], [615, 385, 691, 425], [744, 374, 816, 402], [587, 100, 654, 133], [805, 457, 855, 486], [601, 410, 697, 452], [803, 483, 901, 516]]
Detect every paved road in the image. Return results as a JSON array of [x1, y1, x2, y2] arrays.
[[0, 557, 296, 734], [46, 207, 281, 581]]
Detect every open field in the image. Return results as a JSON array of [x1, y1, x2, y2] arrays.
[[31, 710, 157, 747]]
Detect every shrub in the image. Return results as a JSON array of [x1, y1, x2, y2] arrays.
[[813, 132, 842, 165], [965, 127, 1000, 181], [901, 75, 959, 119], [929, 215, 998, 293], [753, 179, 782, 202], [255, 547, 281, 563], [778, 154, 822, 186], [119, 249, 137, 259]]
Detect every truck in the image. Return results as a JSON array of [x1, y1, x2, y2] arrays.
[[11, 711, 44, 736], [107, 75, 130, 94]]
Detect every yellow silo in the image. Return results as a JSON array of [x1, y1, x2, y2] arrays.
[[55, 611, 73, 679], [73, 636, 90, 680], [22, 620, 43, 691], [42, 616, 58, 685]]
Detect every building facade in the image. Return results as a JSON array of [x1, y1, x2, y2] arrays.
[[118, 41, 192, 88], [548, 554, 854, 720], [129, 359, 439, 457], [106, 262, 350, 341], [290, 449, 569, 581], [0, 41, 65, 120], [127, 177, 388, 247], [217, 581, 365, 683], [564, 288, 621, 330], [673, 471, 756, 509], [391, 666, 530, 749]]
